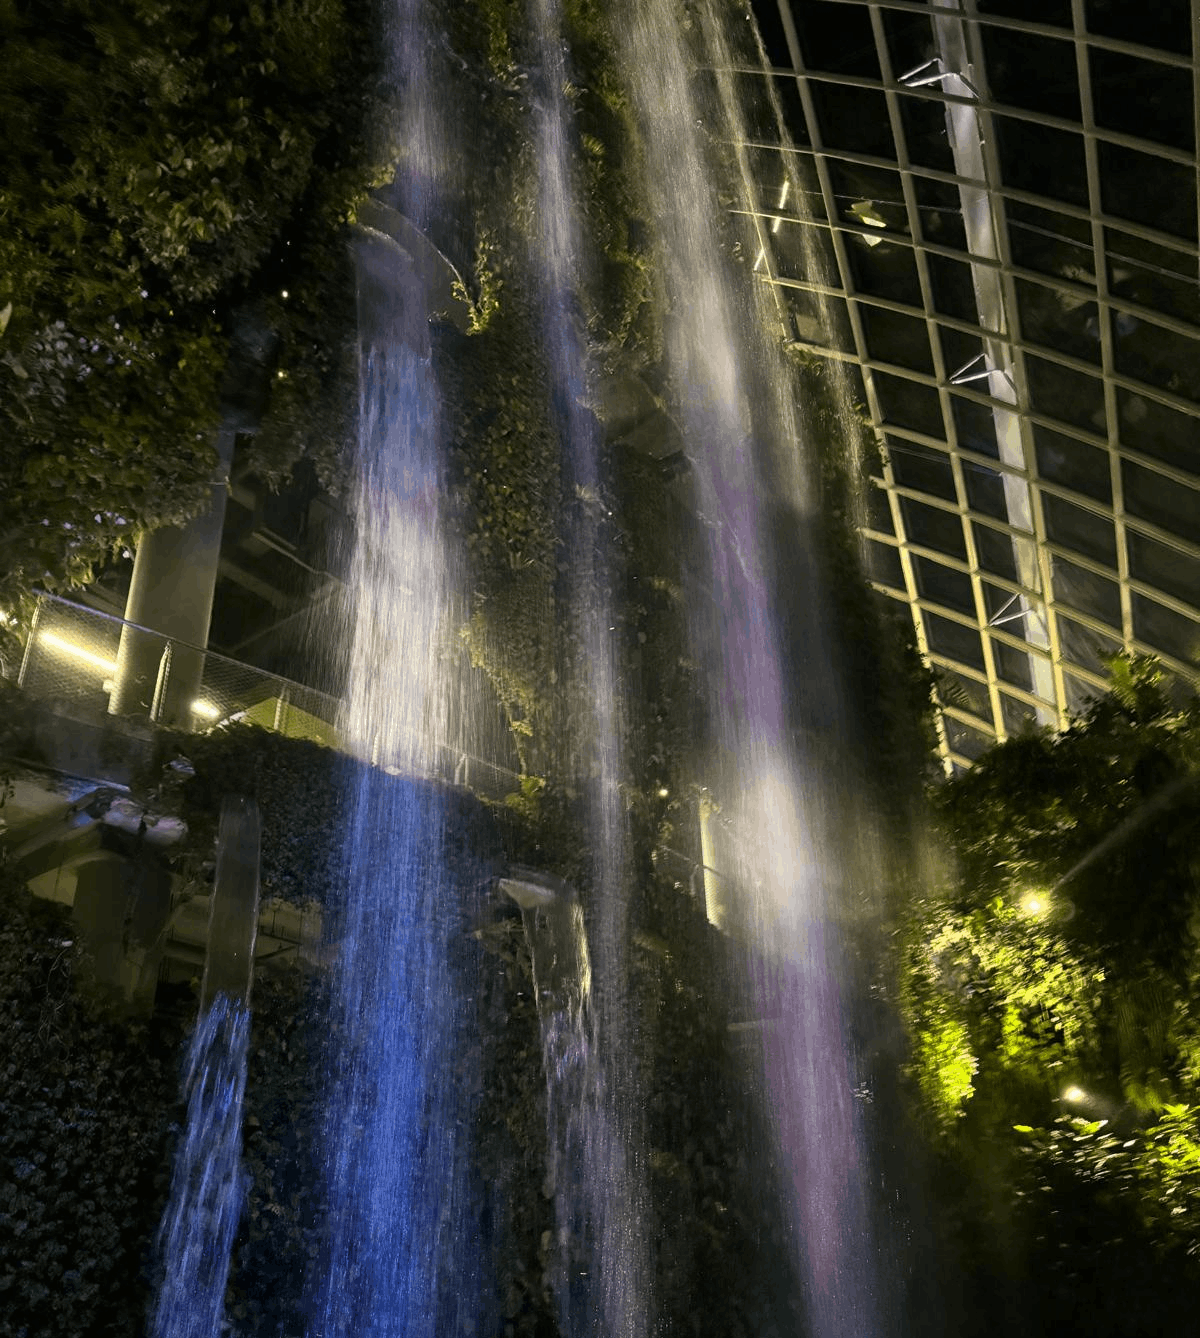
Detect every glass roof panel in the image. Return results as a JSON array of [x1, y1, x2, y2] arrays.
[[865, 480, 895, 535], [1098, 142, 1197, 243], [811, 82, 894, 157], [875, 371, 946, 439], [1122, 460, 1200, 544], [1132, 593, 1200, 666], [865, 537, 906, 590], [794, 1, 881, 78], [846, 237, 923, 307], [936, 666, 992, 719], [1057, 613, 1124, 672], [1115, 391, 1200, 477], [1000, 692, 1041, 735], [1025, 356, 1107, 433], [1050, 554, 1123, 628], [926, 611, 986, 669], [1034, 429, 1112, 503], [914, 555, 976, 614], [1063, 669, 1104, 716], [962, 461, 1010, 519], [945, 716, 994, 760], [863, 306, 935, 374], [1105, 227, 1200, 327], [1084, 0, 1191, 57], [1008, 202, 1095, 285], [897, 93, 957, 173], [1015, 278, 1102, 365], [1113, 315, 1200, 403], [882, 9, 935, 76], [981, 0, 1072, 27], [888, 440, 957, 500], [951, 395, 1002, 458], [981, 26, 1081, 121], [901, 496, 968, 559], [915, 176, 968, 251], [995, 116, 1089, 209], [928, 253, 984, 322], [1089, 48, 1194, 154], [992, 637, 1036, 690], [974, 521, 1021, 580], [1127, 531, 1200, 612], [1042, 493, 1118, 567]]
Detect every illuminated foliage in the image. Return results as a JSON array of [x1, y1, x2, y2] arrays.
[[0, 0, 382, 599], [902, 656, 1200, 1297]]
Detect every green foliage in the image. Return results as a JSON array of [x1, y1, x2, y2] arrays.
[[0, 0, 382, 597], [148, 723, 349, 907], [1012, 1106, 1200, 1259], [901, 656, 1200, 1282], [902, 893, 1106, 1128], [0, 867, 180, 1338]]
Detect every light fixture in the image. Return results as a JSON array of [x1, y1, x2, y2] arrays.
[[40, 631, 117, 675], [191, 700, 222, 721], [1062, 1084, 1086, 1103], [849, 200, 888, 229], [1021, 890, 1049, 917]]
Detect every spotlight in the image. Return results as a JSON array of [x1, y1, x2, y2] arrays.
[[1062, 1085, 1086, 1104], [1020, 890, 1049, 917]]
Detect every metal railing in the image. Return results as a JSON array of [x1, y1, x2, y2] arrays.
[[13, 593, 522, 799]]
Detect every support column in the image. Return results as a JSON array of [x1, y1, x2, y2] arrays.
[[108, 428, 237, 726]]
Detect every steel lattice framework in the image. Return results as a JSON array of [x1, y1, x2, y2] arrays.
[[736, 0, 1200, 769]]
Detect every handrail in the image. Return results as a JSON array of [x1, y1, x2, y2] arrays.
[[12, 592, 523, 798]]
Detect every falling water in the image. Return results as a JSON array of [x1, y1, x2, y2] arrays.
[[306, 2, 488, 1334], [304, 0, 887, 1332], [527, 0, 648, 1332], [150, 997, 251, 1338], [618, 2, 885, 1334]]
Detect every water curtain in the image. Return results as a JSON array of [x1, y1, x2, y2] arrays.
[[527, 0, 648, 1331], [618, 2, 884, 1333], [151, 796, 260, 1338]]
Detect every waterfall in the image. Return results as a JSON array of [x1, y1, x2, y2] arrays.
[[617, 2, 886, 1334], [150, 997, 251, 1338], [151, 796, 261, 1338], [301, 0, 889, 1333], [305, 3, 489, 1334], [527, 0, 648, 1331]]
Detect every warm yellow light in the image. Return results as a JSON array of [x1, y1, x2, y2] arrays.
[[1021, 891, 1049, 917], [191, 700, 221, 720], [657, 787, 670, 798], [1062, 1085, 1086, 1103], [40, 631, 117, 675]]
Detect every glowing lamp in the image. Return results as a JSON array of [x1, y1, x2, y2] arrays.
[[40, 631, 118, 675]]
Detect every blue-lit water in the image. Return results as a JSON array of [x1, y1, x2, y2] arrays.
[[308, 772, 492, 1338], [151, 995, 251, 1338]]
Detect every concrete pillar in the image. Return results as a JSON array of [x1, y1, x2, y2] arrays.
[[108, 428, 236, 726], [71, 851, 131, 994], [201, 796, 261, 1009], [108, 309, 275, 728]]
